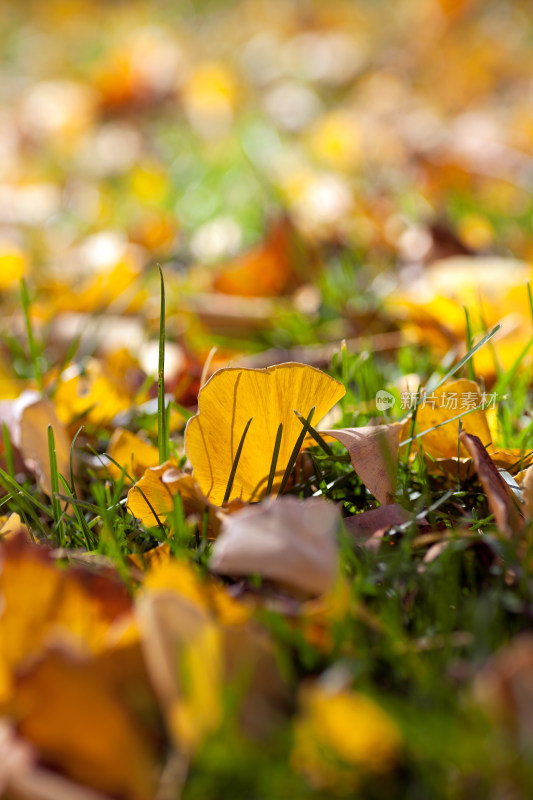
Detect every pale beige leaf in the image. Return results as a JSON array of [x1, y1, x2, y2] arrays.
[[323, 423, 403, 505], [209, 496, 340, 596]]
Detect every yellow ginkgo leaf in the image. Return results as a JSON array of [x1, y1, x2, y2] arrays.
[[185, 363, 345, 505], [127, 462, 213, 529]]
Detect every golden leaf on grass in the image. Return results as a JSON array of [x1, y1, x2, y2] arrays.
[[292, 679, 401, 792], [11, 647, 159, 800], [106, 427, 159, 480], [0, 535, 133, 704], [185, 363, 345, 505], [0, 390, 73, 502], [460, 432, 524, 538], [127, 461, 218, 533], [209, 496, 340, 596], [324, 423, 403, 505]]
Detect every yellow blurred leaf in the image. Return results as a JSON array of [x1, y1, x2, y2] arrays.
[[11, 646, 159, 800], [410, 379, 492, 460], [106, 428, 159, 481], [185, 362, 345, 505], [292, 680, 401, 791]]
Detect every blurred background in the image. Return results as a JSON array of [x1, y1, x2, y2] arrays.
[[1, 0, 533, 395]]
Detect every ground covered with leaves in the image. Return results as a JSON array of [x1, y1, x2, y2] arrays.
[[1, 1, 533, 798]]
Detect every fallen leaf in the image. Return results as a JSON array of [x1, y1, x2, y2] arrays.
[[213, 217, 307, 298], [0, 535, 133, 705], [410, 379, 492, 460], [0, 512, 32, 542], [11, 647, 159, 800], [185, 363, 345, 505], [292, 678, 401, 791], [343, 503, 411, 541], [324, 423, 403, 505], [127, 461, 219, 533], [460, 432, 524, 537], [209, 496, 340, 596], [0, 390, 73, 501], [105, 428, 160, 480]]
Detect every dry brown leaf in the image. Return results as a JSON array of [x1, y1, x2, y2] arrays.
[[323, 423, 403, 505], [460, 432, 524, 538], [209, 496, 340, 596], [343, 503, 411, 542]]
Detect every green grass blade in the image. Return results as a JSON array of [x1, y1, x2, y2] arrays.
[[2, 422, 15, 478], [48, 424, 65, 545], [265, 423, 283, 496], [279, 407, 315, 495], [20, 279, 44, 392], [223, 416, 254, 504], [158, 265, 169, 464], [463, 306, 475, 381]]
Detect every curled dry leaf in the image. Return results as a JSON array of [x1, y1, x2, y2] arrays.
[[0, 390, 73, 500], [460, 432, 524, 538], [324, 423, 403, 505], [209, 495, 340, 596], [185, 362, 345, 505], [127, 461, 219, 534]]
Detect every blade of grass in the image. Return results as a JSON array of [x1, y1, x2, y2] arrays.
[[265, 423, 283, 496], [20, 279, 44, 392], [223, 416, 254, 504], [463, 306, 475, 381], [48, 424, 65, 545], [423, 324, 501, 397], [158, 265, 169, 463], [2, 422, 14, 478], [279, 407, 315, 495], [294, 410, 333, 455]]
